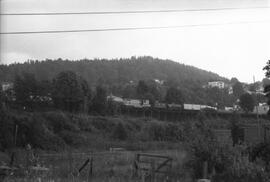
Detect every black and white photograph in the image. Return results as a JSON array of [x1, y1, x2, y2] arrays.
[[0, 0, 270, 181]]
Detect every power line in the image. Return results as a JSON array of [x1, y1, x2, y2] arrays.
[[1, 20, 269, 35], [1, 6, 270, 16]]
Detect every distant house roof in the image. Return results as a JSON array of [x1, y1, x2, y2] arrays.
[[107, 95, 124, 103]]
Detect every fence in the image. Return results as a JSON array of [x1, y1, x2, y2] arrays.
[[133, 153, 173, 182], [1, 149, 186, 182], [37, 150, 135, 181], [118, 106, 269, 122]]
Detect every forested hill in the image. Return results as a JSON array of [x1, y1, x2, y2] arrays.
[[0, 56, 227, 85]]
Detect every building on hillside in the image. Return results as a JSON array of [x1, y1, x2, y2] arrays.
[[253, 103, 269, 115], [208, 81, 225, 89], [183, 104, 217, 111], [228, 86, 233, 95], [155, 102, 166, 108], [256, 83, 264, 94], [224, 106, 234, 112], [123, 98, 150, 108], [1, 82, 14, 92], [154, 79, 164, 85], [167, 103, 182, 109], [107, 95, 124, 103]]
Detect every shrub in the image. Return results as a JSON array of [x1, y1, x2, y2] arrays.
[[27, 118, 66, 150], [42, 112, 79, 132], [250, 141, 270, 170], [59, 130, 85, 146], [112, 123, 128, 140], [91, 117, 116, 132], [214, 156, 270, 182], [0, 111, 15, 150]]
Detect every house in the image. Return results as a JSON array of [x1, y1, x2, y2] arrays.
[[183, 104, 217, 111], [1, 82, 13, 92], [255, 83, 264, 94], [225, 106, 234, 112], [155, 102, 166, 108], [123, 99, 150, 108], [168, 103, 182, 109], [253, 103, 269, 115], [154, 79, 164, 85], [107, 95, 124, 103], [208, 81, 225, 89]]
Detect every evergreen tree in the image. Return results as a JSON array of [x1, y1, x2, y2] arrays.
[[92, 85, 107, 115], [52, 71, 84, 112], [165, 87, 184, 105], [112, 123, 127, 140], [233, 81, 244, 98], [14, 72, 38, 110], [239, 93, 255, 113], [136, 80, 148, 104]]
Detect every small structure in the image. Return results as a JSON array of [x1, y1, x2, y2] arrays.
[[253, 103, 269, 115], [183, 104, 217, 111], [155, 102, 166, 109], [107, 95, 124, 103], [224, 107, 234, 112], [154, 79, 164, 85], [208, 81, 225, 89], [167, 103, 182, 109], [123, 99, 150, 108], [1, 82, 13, 92], [228, 86, 233, 95]]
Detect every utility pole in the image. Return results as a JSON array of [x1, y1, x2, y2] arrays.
[[254, 76, 260, 141]]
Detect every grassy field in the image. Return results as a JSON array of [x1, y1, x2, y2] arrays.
[[2, 111, 269, 181], [2, 149, 189, 182]]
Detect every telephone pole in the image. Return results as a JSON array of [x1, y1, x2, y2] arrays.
[[254, 76, 260, 141]]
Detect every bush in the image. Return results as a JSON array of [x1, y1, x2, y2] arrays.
[[112, 123, 128, 140], [91, 117, 116, 132], [59, 130, 85, 146], [214, 156, 270, 182], [28, 118, 66, 150], [42, 112, 79, 132], [0, 110, 15, 150], [250, 141, 270, 170]]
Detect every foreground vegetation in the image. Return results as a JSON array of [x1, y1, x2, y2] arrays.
[[1, 108, 270, 181]]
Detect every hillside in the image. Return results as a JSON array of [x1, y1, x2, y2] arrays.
[[0, 56, 227, 86]]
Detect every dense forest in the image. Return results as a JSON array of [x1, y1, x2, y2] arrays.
[[0, 56, 226, 84], [0, 56, 233, 105]]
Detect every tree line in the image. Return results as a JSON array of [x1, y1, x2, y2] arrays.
[[0, 69, 264, 115], [1, 57, 268, 114]]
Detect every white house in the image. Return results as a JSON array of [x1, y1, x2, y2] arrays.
[[107, 95, 124, 103], [123, 99, 150, 108], [253, 103, 269, 115], [183, 104, 217, 111], [1, 82, 13, 92], [208, 81, 225, 89]]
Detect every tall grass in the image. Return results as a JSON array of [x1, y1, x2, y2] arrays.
[[3, 150, 187, 182]]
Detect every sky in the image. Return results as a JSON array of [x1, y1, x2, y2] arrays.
[[1, 0, 270, 83]]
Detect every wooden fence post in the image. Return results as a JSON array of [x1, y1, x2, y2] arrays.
[[150, 160, 156, 182], [202, 161, 208, 179], [87, 156, 93, 182]]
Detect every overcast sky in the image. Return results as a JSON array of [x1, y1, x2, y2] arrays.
[[1, 0, 270, 83]]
